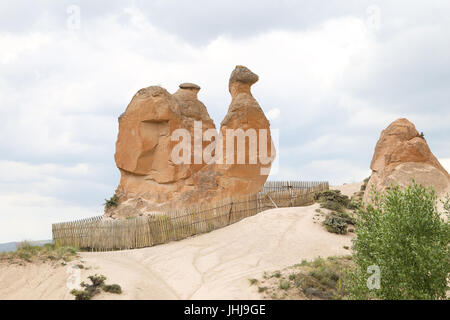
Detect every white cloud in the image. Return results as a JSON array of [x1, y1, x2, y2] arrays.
[[0, 161, 107, 242], [0, 160, 114, 207], [0, 161, 90, 182], [0, 32, 52, 64]]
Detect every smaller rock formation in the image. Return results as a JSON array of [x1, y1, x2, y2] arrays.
[[364, 118, 450, 202]]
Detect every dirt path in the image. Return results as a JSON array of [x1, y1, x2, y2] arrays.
[[0, 204, 354, 300]]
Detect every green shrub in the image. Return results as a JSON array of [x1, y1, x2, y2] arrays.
[[102, 284, 122, 294], [16, 241, 36, 251], [443, 194, 450, 214], [87, 274, 106, 287], [335, 211, 356, 225], [323, 211, 356, 235], [323, 214, 348, 234], [347, 201, 360, 210], [311, 257, 325, 268], [18, 251, 32, 262], [322, 201, 344, 212], [279, 280, 290, 290], [70, 289, 93, 300], [70, 274, 122, 300], [314, 190, 351, 212], [104, 194, 119, 211], [350, 182, 450, 300]]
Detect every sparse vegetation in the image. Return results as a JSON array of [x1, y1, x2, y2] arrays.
[[300, 256, 354, 299], [248, 278, 258, 286], [102, 284, 123, 294], [70, 274, 122, 300], [88, 274, 107, 287], [255, 256, 355, 300], [314, 190, 357, 235], [0, 242, 78, 264], [347, 201, 360, 210], [323, 211, 355, 235], [279, 280, 290, 290], [350, 177, 370, 204], [314, 190, 351, 213], [323, 214, 348, 234], [69, 289, 92, 300], [297, 259, 308, 267], [349, 182, 450, 300]]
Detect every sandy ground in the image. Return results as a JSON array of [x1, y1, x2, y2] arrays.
[[0, 261, 74, 300], [0, 192, 357, 300]]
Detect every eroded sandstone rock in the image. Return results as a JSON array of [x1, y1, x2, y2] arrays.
[[364, 118, 450, 202], [107, 66, 275, 218]]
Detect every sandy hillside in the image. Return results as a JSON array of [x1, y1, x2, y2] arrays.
[[0, 185, 358, 300]]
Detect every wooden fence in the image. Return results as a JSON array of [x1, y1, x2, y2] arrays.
[[52, 181, 329, 251], [260, 180, 329, 194]]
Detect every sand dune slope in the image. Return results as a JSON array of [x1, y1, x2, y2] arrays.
[[0, 204, 353, 300]]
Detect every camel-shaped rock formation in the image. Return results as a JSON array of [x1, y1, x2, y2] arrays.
[[108, 66, 275, 218]]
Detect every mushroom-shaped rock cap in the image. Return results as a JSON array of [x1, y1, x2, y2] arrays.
[[229, 65, 259, 84], [179, 83, 201, 90]]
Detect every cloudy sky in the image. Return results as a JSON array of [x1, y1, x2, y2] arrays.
[[1, 0, 449, 242]]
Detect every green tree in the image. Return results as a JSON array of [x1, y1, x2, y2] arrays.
[[349, 181, 449, 300]]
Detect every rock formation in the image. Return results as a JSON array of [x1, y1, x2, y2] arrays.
[[107, 66, 275, 218], [364, 118, 450, 202]]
